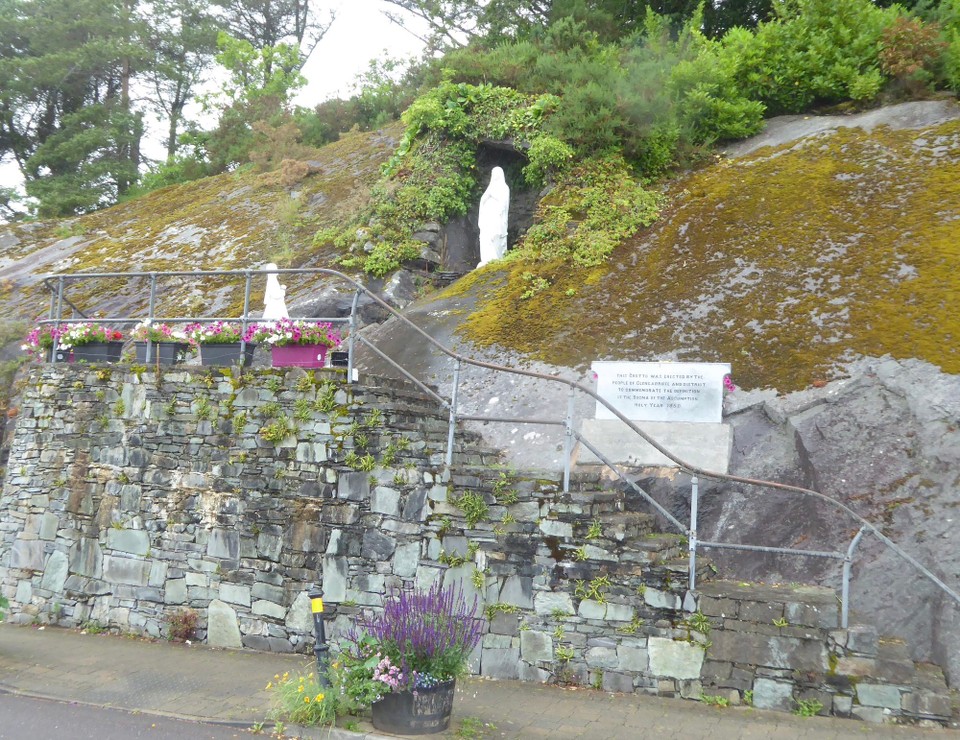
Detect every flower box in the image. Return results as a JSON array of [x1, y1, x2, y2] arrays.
[[68, 341, 124, 364], [199, 343, 256, 367], [246, 319, 340, 369], [271, 344, 329, 368], [134, 341, 189, 365], [371, 679, 456, 735]]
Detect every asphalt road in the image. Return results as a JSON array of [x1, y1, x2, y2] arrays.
[[0, 693, 256, 740]]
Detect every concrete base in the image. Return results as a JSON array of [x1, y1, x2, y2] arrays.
[[576, 420, 732, 473]]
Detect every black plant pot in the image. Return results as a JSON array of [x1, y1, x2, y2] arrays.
[[371, 680, 455, 735], [135, 341, 189, 365], [198, 343, 256, 367], [65, 341, 124, 363]]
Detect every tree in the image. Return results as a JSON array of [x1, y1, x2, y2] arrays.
[[25, 104, 144, 216], [0, 0, 148, 215], [210, 0, 335, 72], [145, 0, 219, 161], [200, 32, 307, 171], [380, 0, 556, 49]]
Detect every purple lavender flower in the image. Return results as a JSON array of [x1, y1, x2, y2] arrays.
[[346, 581, 485, 692]]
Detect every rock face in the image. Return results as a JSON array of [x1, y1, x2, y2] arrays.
[[637, 357, 960, 684]]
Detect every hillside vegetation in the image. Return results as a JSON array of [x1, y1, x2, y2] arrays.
[[454, 105, 960, 391], [4, 0, 960, 397]]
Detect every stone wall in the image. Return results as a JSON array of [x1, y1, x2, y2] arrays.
[[0, 364, 475, 650], [0, 365, 951, 725], [695, 581, 952, 725]]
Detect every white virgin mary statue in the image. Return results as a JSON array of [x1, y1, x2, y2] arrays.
[[262, 263, 289, 321], [477, 167, 509, 268]]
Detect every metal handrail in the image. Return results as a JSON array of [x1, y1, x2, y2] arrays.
[[39, 267, 960, 628]]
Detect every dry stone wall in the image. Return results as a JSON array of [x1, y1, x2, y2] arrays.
[[0, 365, 951, 726], [0, 365, 472, 651]]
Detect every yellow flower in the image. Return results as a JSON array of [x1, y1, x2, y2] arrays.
[[265, 682, 272, 690], [307, 672, 314, 680], [283, 672, 289, 680], [298, 685, 304, 693], [304, 696, 311, 703], [299, 676, 304, 683], [315, 693, 324, 702], [274, 674, 280, 680]]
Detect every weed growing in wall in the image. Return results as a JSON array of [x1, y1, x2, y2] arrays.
[[232, 411, 248, 434], [260, 415, 295, 444], [794, 698, 823, 717], [166, 608, 198, 642], [194, 397, 214, 420], [314, 382, 337, 413], [492, 471, 518, 505], [586, 518, 603, 540], [260, 400, 282, 419], [454, 491, 488, 528], [575, 575, 610, 604], [295, 372, 316, 393], [265, 376, 283, 393], [686, 611, 711, 635], [293, 399, 312, 422]]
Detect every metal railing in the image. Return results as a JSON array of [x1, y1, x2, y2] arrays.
[[40, 267, 960, 629]]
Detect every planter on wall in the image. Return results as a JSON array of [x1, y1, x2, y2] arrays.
[[135, 341, 189, 365], [198, 343, 256, 367], [54, 341, 124, 363], [371, 680, 455, 735], [270, 344, 329, 368]]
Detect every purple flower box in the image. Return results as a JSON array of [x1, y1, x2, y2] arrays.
[[270, 344, 329, 368]]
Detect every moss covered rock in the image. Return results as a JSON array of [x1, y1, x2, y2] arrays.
[[457, 102, 960, 392]]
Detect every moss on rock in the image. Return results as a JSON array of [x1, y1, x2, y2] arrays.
[[457, 120, 960, 392]]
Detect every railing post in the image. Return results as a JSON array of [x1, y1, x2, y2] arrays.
[[688, 475, 699, 592], [239, 271, 252, 359], [145, 273, 157, 363], [841, 526, 867, 629], [562, 385, 575, 493], [446, 359, 462, 468], [52, 276, 65, 362], [347, 289, 361, 384]]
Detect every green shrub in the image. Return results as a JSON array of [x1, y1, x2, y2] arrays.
[[733, 0, 898, 114], [267, 670, 337, 726], [518, 153, 660, 266], [879, 16, 947, 95]]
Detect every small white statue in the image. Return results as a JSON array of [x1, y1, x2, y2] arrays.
[[262, 263, 289, 320], [477, 167, 510, 268]]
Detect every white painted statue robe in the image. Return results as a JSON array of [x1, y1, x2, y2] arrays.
[[262, 263, 289, 320], [477, 167, 510, 268]]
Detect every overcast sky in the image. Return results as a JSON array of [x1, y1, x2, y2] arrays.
[[2, 0, 430, 210], [297, 0, 429, 105]]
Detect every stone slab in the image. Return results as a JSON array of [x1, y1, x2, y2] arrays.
[[593, 361, 730, 423], [648, 637, 704, 680], [577, 419, 732, 473]]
